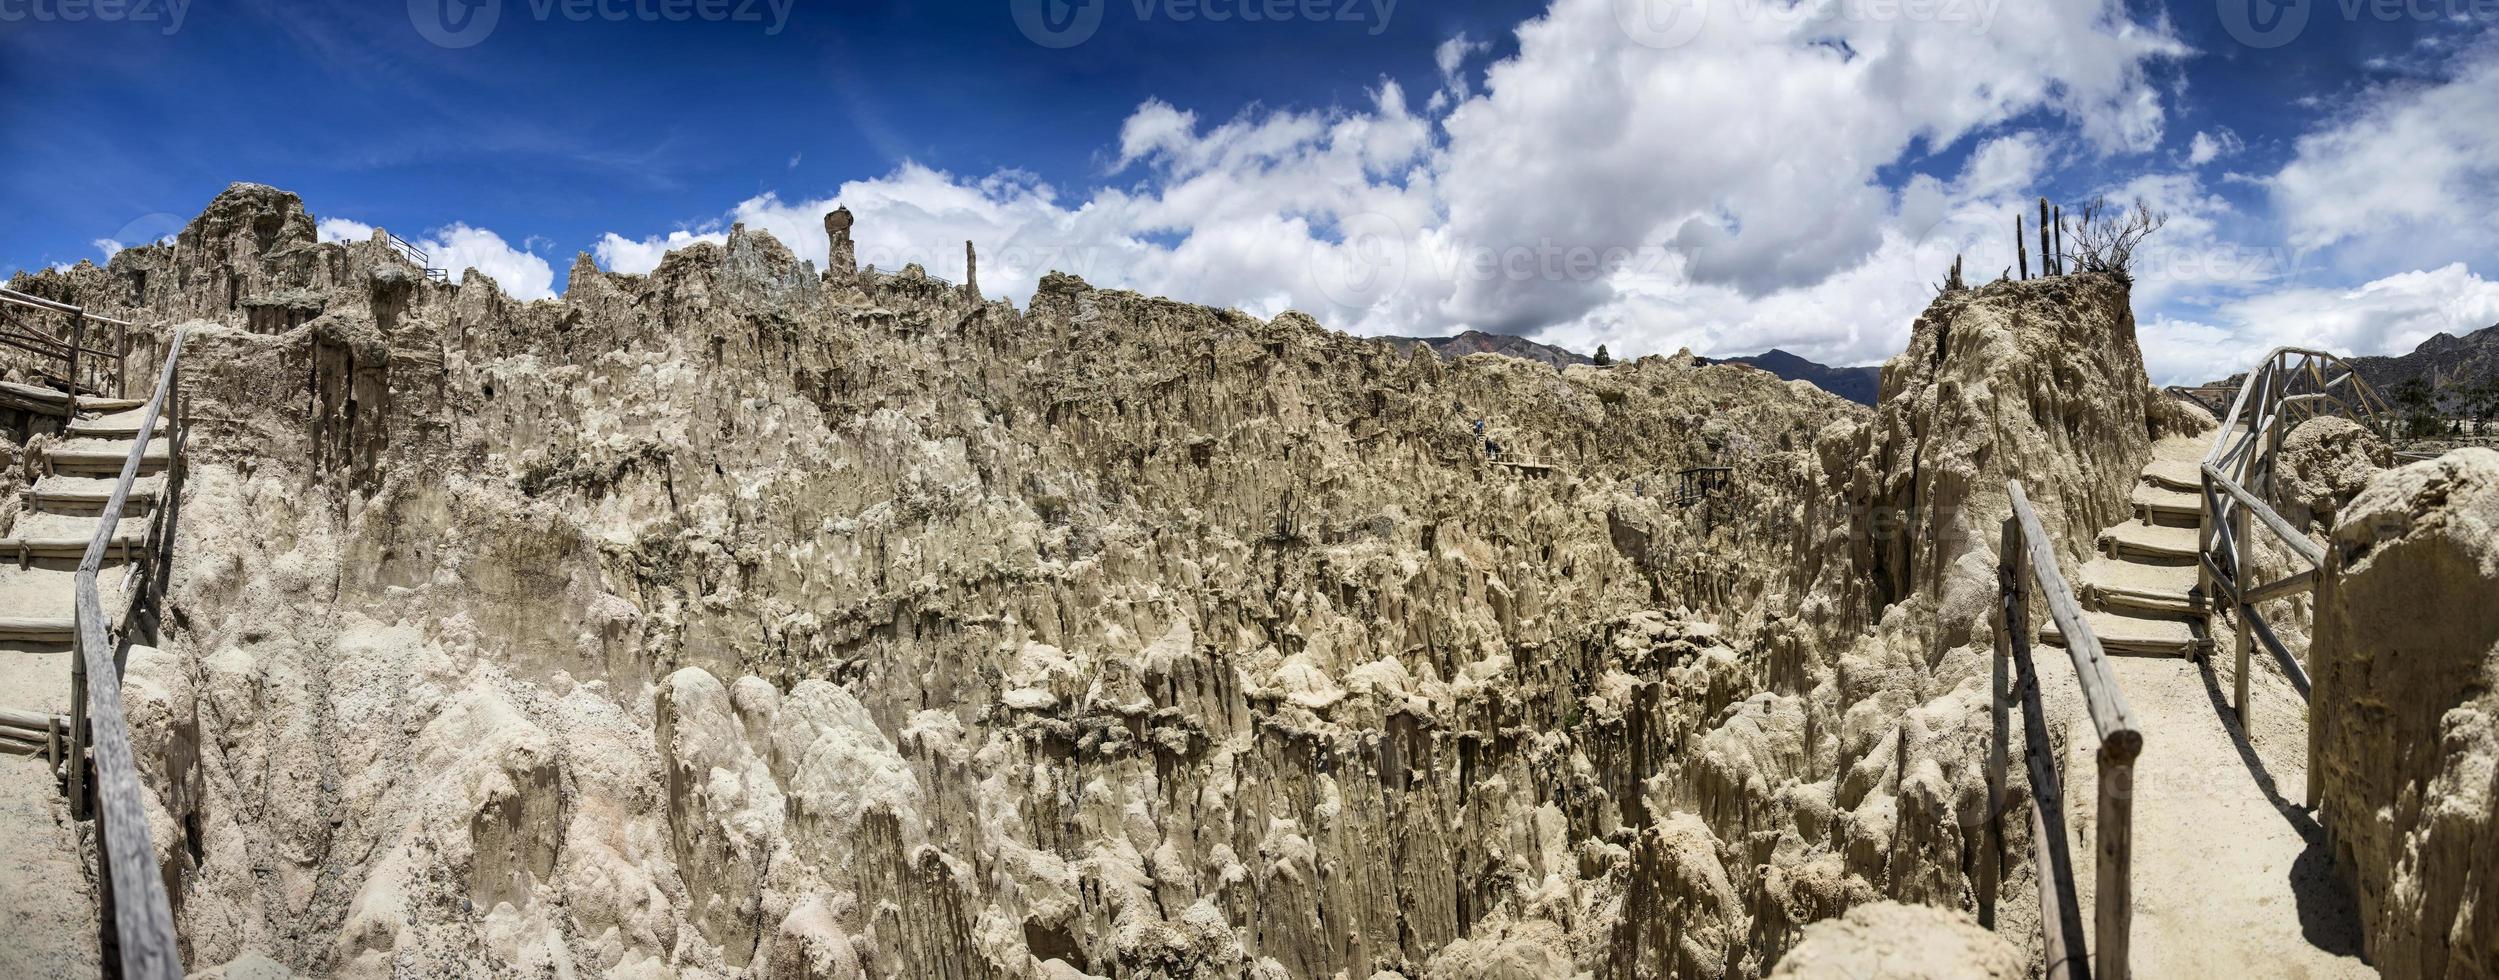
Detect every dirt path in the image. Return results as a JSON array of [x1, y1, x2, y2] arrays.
[[2031, 423, 2373, 977], [2072, 652, 2369, 978]]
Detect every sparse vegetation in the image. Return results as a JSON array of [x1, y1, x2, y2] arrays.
[[2067, 196, 2168, 282]]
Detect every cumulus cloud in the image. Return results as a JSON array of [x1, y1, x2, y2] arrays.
[[595, 0, 2186, 370], [594, 230, 728, 275], [2141, 263, 2499, 386], [2187, 129, 2241, 166], [318, 217, 557, 301], [2270, 46, 2499, 265]]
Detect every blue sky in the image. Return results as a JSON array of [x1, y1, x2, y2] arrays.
[[4, 0, 2496, 382]]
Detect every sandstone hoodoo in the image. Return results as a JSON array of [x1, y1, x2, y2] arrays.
[[0, 183, 2486, 980]]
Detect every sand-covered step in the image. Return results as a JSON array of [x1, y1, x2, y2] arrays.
[[2083, 557, 2203, 618], [0, 513, 143, 560], [40, 437, 167, 476], [0, 753, 101, 975], [2142, 457, 2203, 492], [27, 474, 163, 517], [2131, 483, 2203, 525], [75, 394, 145, 413], [65, 407, 165, 439], [0, 645, 74, 713], [2041, 609, 2198, 658], [2103, 521, 2200, 562], [0, 381, 75, 418]]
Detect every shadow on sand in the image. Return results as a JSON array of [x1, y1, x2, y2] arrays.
[[2192, 654, 2368, 960]]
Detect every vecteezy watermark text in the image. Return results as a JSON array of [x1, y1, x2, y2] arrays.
[[1012, 0, 1395, 49], [0, 0, 189, 35], [410, 0, 792, 49], [1613, 0, 1999, 49], [2220, 0, 2499, 49]]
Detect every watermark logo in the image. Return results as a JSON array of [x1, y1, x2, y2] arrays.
[[1613, 0, 1709, 49], [410, 0, 501, 48], [2218, 0, 2307, 48], [1615, 0, 1998, 47], [2220, 0, 2499, 49], [1013, 0, 1396, 49], [1309, 212, 1410, 309], [1011, 0, 1106, 48], [410, 0, 794, 49], [0, 0, 191, 35]]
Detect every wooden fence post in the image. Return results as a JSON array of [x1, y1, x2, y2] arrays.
[[68, 612, 87, 820], [1983, 519, 2014, 930], [68, 312, 85, 396], [2098, 741, 2136, 980]]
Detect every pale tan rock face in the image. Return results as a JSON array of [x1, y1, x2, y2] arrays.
[[2277, 416, 2392, 533], [2311, 449, 2499, 980], [1767, 901, 2024, 979], [9, 185, 2167, 978]]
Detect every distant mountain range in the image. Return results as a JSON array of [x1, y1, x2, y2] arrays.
[[1696, 349, 1883, 406], [1381, 330, 1593, 369], [2194, 323, 2499, 412], [2345, 324, 2499, 409], [1382, 330, 1882, 405]]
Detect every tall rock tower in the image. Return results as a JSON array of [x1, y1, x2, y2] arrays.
[[824, 208, 856, 278]]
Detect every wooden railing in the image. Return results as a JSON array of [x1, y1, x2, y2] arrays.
[[381, 231, 450, 284], [1984, 480, 2141, 980], [66, 325, 188, 980], [2193, 348, 2388, 728], [0, 285, 135, 398]]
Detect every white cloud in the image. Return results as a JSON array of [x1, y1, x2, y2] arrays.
[[595, 0, 2184, 369], [2270, 47, 2499, 265], [317, 218, 375, 243], [2140, 263, 2499, 386], [2187, 129, 2241, 166], [427, 225, 557, 301], [594, 229, 728, 275], [318, 216, 556, 301]]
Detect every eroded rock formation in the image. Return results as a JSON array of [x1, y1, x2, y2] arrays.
[[5, 183, 2178, 978], [2311, 448, 2499, 979]]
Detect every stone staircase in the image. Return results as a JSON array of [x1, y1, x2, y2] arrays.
[[2042, 430, 2214, 658], [0, 393, 166, 977]]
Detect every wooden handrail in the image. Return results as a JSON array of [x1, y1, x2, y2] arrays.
[[0, 287, 134, 395], [2200, 464, 2325, 568], [0, 286, 136, 327], [1988, 480, 2139, 980], [70, 325, 187, 980], [2194, 347, 2379, 725]]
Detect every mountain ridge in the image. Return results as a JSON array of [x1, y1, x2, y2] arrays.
[[1382, 330, 1881, 405]]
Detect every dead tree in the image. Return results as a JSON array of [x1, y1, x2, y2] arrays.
[[2069, 196, 2169, 282]]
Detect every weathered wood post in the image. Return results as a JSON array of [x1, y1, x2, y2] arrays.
[[2098, 735, 2137, 980], [68, 311, 85, 395], [69, 609, 87, 820], [1983, 520, 2014, 929], [2017, 215, 2030, 280], [2234, 374, 2266, 724], [2198, 469, 2218, 661]]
